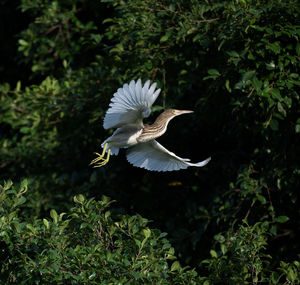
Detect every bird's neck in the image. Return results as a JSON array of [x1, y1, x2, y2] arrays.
[[137, 113, 174, 142]]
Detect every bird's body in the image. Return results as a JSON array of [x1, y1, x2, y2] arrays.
[[105, 125, 143, 149], [90, 79, 211, 171]]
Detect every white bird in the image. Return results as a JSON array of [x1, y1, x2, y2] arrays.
[[90, 79, 211, 171]]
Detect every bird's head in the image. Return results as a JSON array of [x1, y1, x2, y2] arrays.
[[149, 109, 194, 132], [168, 109, 194, 117]]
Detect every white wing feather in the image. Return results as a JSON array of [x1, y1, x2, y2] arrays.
[[103, 79, 161, 129], [126, 140, 211, 172]]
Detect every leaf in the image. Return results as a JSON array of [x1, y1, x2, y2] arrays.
[[4, 180, 13, 191], [171, 261, 180, 271], [207, 69, 220, 76], [193, 33, 202, 42], [160, 34, 169, 43], [270, 119, 279, 131], [26, 224, 36, 234], [43, 218, 50, 229], [275, 216, 289, 223], [270, 225, 277, 235], [159, 232, 168, 238], [221, 244, 227, 255], [204, 69, 221, 80], [267, 42, 281, 54], [252, 77, 262, 90], [266, 62, 275, 70], [102, 18, 113, 24], [248, 52, 255, 60], [134, 239, 141, 247], [227, 50, 239, 57], [257, 195, 266, 204], [59, 213, 67, 222], [80, 223, 89, 229], [277, 102, 286, 116], [88, 273, 96, 280], [50, 209, 58, 224], [20, 179, 28, 190], [18, 196, 26, 205], [242, 71, 255, 82], [214, 233, 225, 243], [74, 194, 85, 203], [210, 249, 218, 258], [20, 127, 30, 134], [271, 88, 282, 101], [105, 211, 110, 220], [109, 43, 123, 54], [142, 228, 151, 238], [15, 81, 21, 92], [225, 80, 232, 92], [287, 268, 297, 281], [283, 96, 292, 108], [18, 39, 28, 46]]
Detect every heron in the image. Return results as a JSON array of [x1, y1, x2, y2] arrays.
[[90, 79, 211, 171]]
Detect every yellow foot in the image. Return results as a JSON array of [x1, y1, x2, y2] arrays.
[[90, 143, 111, 168]]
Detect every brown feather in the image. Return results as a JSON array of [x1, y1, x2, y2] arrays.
[[137, 109, 176, 142]]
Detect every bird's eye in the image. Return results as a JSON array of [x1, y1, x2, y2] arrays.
[[172, 110, 176, 114]]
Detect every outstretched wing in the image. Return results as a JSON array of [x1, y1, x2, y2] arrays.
[[103, 79, 161, 129], [126, 140, 211, 172]]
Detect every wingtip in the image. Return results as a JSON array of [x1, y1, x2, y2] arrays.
[[197, 157, 211, 167]]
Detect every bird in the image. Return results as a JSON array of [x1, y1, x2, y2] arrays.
[[90, 79, 211, 171]]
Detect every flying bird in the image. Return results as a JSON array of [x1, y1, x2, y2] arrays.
[[90, 79, 211, 171]]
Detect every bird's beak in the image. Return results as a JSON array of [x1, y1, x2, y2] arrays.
[[176, 110, 194, 115]]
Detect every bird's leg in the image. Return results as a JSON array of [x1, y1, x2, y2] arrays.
[[90, 143, 108, 164], [90, 143, 110, 167], [93, 149, 111, 168]]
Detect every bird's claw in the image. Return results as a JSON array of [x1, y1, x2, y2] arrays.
[[90, 153, 107, 166], [90, 143, 111, 168], [90, 153, 104, 164], [93, 158, 109, 168]]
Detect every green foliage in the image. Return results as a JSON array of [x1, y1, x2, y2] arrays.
[[201, 222, 300, 284], [0, 180, 199, 283], [0, 0, 300, 283], [18, 0, 100, 74]]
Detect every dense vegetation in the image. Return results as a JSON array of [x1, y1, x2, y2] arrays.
[[1, 0, 299, 283]]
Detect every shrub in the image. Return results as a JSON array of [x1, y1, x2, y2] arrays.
[[0, 180, 199, 284]]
